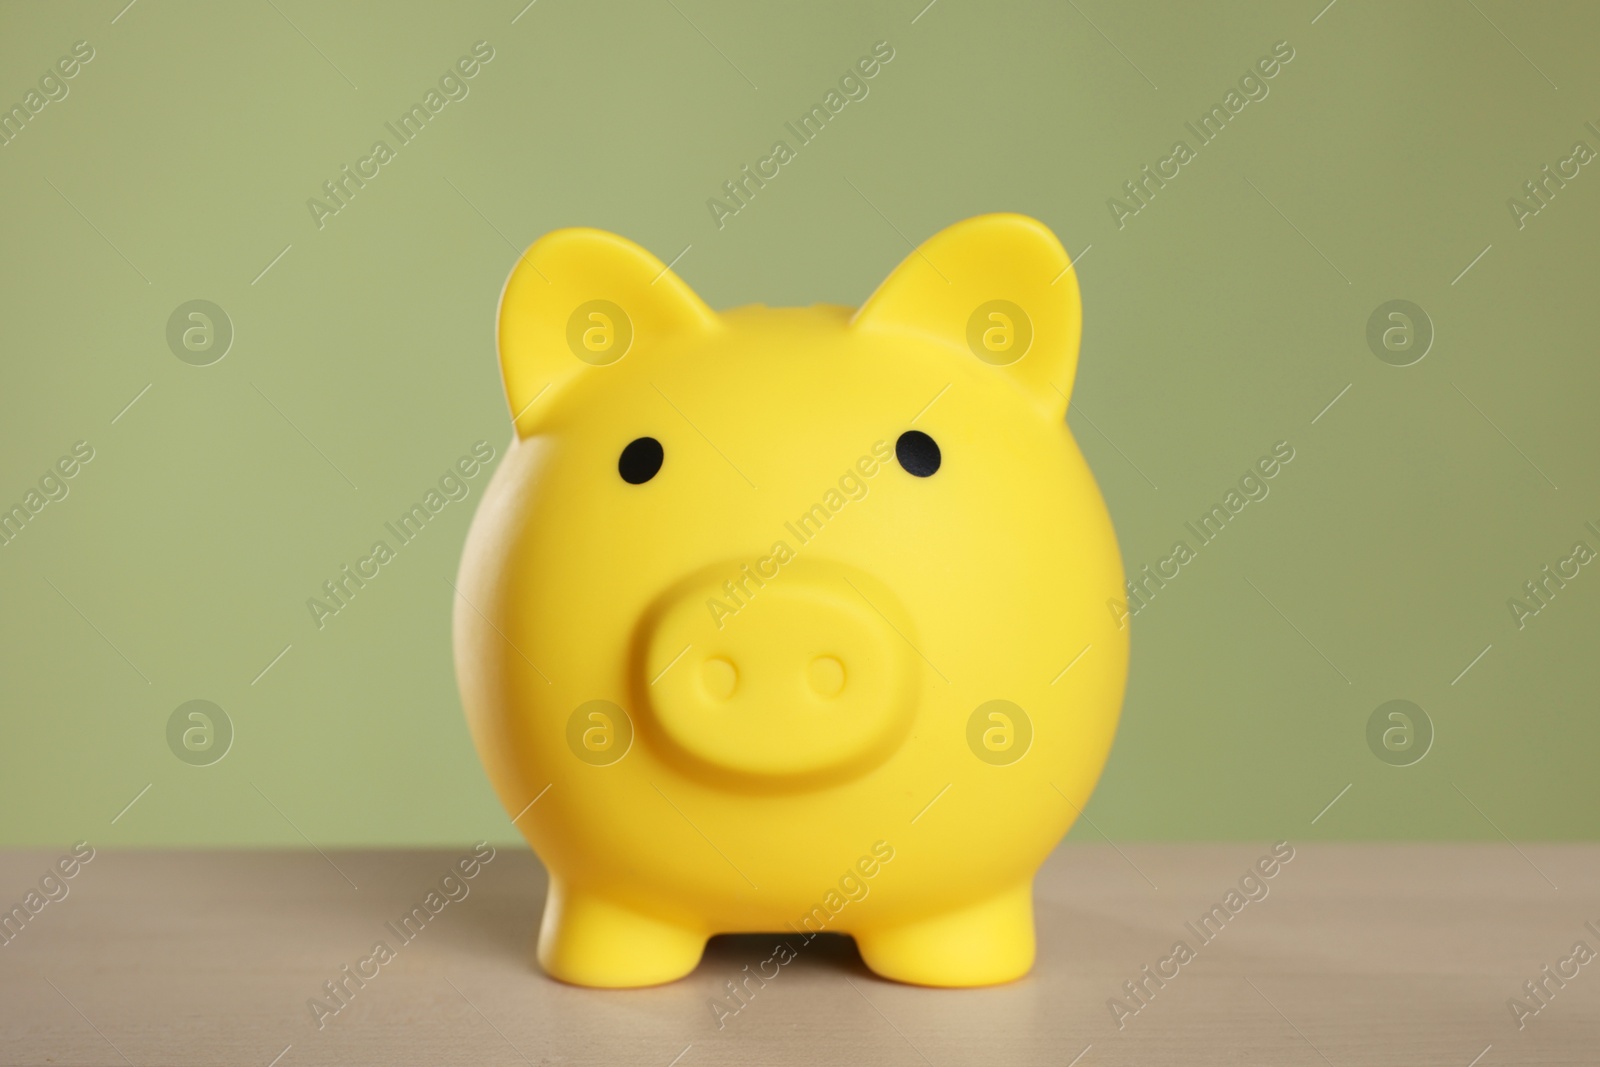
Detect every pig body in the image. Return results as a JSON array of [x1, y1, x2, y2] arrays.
[[453, 215, 1128, 987]]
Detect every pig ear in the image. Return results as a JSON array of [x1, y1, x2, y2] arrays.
[[497, 228, 717, 437], [851, 213, 1082, 421]]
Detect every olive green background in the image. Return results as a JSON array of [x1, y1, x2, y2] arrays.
[[2, 0, 1596, 847]]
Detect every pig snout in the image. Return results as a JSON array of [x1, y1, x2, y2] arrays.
[[639, 558, 919, 785]]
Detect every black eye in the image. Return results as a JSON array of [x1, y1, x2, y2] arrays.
[[895, 430, 941, 477], [618, 437, 664, 484]]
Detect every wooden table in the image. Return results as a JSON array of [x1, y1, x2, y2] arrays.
[[3, 844, 1596, 1065]]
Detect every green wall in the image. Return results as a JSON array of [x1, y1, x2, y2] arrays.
[[2, 0, 1597, 845]]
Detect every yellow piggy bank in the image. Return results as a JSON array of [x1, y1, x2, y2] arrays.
[[453, 214, 1127, 989]]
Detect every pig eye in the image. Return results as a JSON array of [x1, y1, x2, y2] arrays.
[[618, 437, 664, 484], [895, 430, 940, 477]]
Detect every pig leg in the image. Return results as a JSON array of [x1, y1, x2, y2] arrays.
[[536, 880, 708, 987], [853, 881, 1035, 987]]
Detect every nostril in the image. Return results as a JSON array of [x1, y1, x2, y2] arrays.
[[806, 655, 846, 699], [701, 657, 738, 702]]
